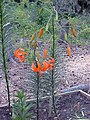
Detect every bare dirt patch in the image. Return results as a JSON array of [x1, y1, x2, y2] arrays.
[[0, 45, 90, 106], [0, 45, 90, 120]]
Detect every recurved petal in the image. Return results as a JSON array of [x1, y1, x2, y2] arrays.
[[18, 55, 25, 62], [48, 57, 55, 64], [32, 63, 39, 72], [37, 61, 42, 69], [14, 48, 27, 58], [21, 51, 27, 55], [14, 49, 21, 58], [42, 61, 51, 71]]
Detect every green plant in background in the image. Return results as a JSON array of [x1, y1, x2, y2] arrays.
[[9, 0, 52, 45], [12, 90, 32, 120], [0, 0, 11, 115], [66, 16, 90, 46], [11, 0, 33, 39]]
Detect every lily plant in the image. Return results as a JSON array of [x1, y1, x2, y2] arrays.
[[14, 28, 55, 120]]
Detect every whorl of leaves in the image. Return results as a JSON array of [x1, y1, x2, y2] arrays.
[[12, 90, 32, 120], [0, 0, 14, 114], [0, 0, 14, 64]]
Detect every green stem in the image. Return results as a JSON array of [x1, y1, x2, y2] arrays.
[[51, 14, 57, 118], [0, 1, 11, 115], [51, 69, 57, 116], [52, 14, 55, 58], [34, 48, 39, 120], [36, 72, 39, 120]]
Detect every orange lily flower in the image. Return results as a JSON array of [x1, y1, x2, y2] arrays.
[[42, 61, 51, 71], [32, 63, 39, 72], [31, 58, 55, 73], [48, 57, 55, 64], [14, 48, 27, 62], [37, 61, 42, 70], [31, 61, 43, 73], [14, 48, 21, 58], [31, 48, 55, 73], [66, 45, 71, 57]]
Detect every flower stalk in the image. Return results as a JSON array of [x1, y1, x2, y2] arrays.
[[33, 45, 39, 120], [36, 72, 39, 120], [51, 13, 57, 118], [0, 1, 11, 115]]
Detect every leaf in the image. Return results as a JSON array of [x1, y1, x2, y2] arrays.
[[45, 23, 49, 31], [64, 33, 68, 41], [35, 51, 40, 61], [55, 10, 58, 21], [39, 8, 43, 14], [53, 6, 58, 21]]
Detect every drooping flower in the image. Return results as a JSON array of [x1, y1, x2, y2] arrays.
[[32, 62, 39, 72], [71, 27, 76, 37], [14, 48, 27, 62], [37, 61, 43, 70], [42, 61, 51, 71], [66, 45, 71, 57], [31, 61, 49, 73], [38, 28, 44, 38], [18, 54, 25, 62], [43, 49, 48, 60], [31, 57, 55, 73], [14, 48, 23, 58]]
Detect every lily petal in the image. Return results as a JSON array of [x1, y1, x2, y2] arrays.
[[14, 48, 27, 62], [42, 61, 51, 71], [48, 57, 55, 64], [18, 55, 26, 62], [32, 63, 39, 72]]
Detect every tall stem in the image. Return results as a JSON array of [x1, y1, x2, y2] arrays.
[[0, 1, 11, 115], [51, 69, 57, 116], [34, 48, 39, 120], [52, 15, 55, 58], [51, 14, 57, 118], [36, 72, 39, 120]]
